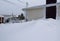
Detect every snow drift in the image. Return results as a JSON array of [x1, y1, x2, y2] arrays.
[[0, 18, 60, 41]]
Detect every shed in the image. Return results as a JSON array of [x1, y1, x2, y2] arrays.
[[22, 2, 60, 21]]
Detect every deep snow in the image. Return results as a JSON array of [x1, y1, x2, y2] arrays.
[[0, 19, 60, 41]]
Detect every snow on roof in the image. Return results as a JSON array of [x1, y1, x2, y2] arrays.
[[22, 2, 60, 10], [0, 15, 4, 17], [23, 5, 45, 10]]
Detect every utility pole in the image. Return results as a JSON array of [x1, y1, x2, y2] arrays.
[[26, 2, 28, 8], [17, 0, 29, 21], [26, 2, 28, 21]]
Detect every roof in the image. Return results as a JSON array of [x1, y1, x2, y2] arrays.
[[22, 2, 60, 10], [22, 5, 45, 10], [0, 15, 4, 17]]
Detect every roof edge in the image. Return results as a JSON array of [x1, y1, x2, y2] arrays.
[[22, 2, 60, 10]]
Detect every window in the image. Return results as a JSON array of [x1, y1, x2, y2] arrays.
[[46, 0, 57, 4]]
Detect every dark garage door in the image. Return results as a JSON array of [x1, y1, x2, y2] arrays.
[[46, 6, 56, 19]]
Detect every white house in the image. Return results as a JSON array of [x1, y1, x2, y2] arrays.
[[22, 2, 60, 21], [0, 14, 17, 24]]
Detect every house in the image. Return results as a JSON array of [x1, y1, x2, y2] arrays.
[[0, 15, 4, 24], [0, 14, 17, 24], [22, 0, 60, 21], [0, 15, 13, 24]]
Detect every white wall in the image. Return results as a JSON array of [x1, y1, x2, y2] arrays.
[[26, 8, 44, 21], [57, 6, 60, 19]]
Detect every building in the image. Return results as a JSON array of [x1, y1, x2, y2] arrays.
[[0, 15, 4, 24], [0, 14, 17, 24], [23, 0, 60, 21], [0, 15, 13, 24]]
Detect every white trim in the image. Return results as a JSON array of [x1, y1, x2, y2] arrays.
[[46, 3, 57, 7], [56, 4, 58, 19], [44, 7, 46, 19]]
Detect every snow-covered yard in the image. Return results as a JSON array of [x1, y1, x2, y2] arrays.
[[0, 19, 60, 41]]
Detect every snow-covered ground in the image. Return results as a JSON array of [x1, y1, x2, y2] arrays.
[[0, 18, 60, 41]]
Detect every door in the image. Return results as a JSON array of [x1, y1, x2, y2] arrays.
[[46, 6, 56, 19], [0, 17, 1, 24], [2, 17, 4, 23]]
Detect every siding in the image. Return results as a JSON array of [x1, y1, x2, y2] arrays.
[[26, 8, 44, 21], [58, 6, 60, 17]]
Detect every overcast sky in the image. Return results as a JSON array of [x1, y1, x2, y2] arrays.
[[0, 0, 60, 15]]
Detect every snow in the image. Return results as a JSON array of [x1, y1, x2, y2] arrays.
[[0, 18, 60, 41], [0, 15, 4, 17]]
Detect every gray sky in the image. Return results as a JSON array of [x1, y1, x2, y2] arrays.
[[0, 0, 60, 15]]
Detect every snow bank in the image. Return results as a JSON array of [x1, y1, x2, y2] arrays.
[[0, 19, 60, 41]]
